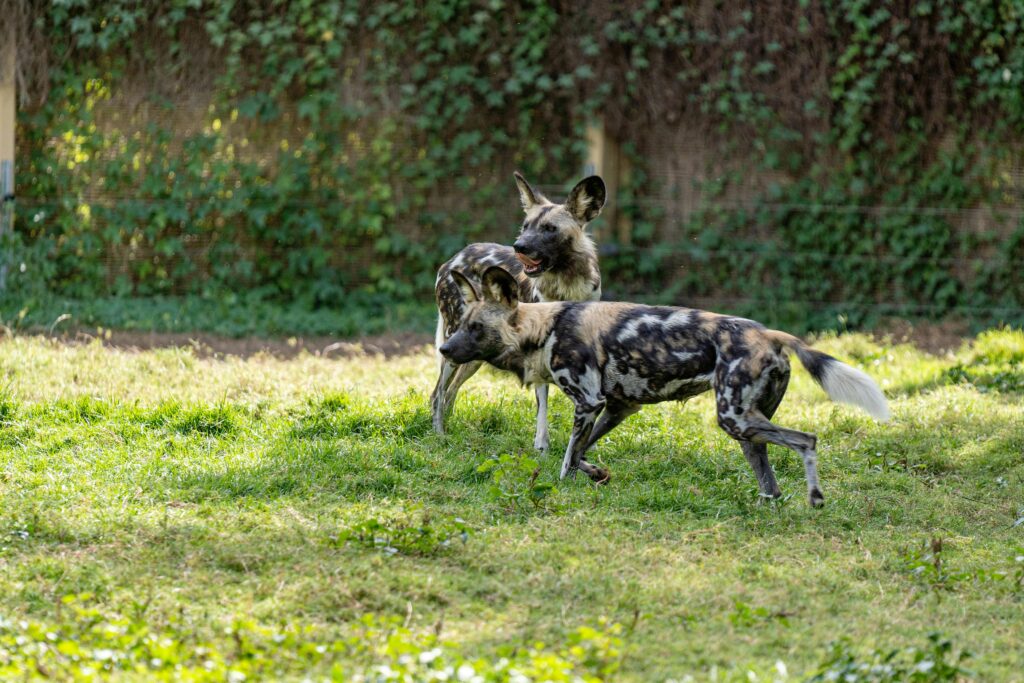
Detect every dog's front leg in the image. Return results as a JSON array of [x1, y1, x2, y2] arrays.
[[559, 399, 604, 480], [533, 383, 550, 452]]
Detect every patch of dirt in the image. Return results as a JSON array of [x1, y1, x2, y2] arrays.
[[869, 317, 970, 355], [26, 328, 435, 360], [7, 317, 973, 359]]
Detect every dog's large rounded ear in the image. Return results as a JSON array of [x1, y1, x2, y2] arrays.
[[481, 266, 520, 308], [513, 171, 546, 212], [450, 270, 480, 304], [565, 175, 606, 223]]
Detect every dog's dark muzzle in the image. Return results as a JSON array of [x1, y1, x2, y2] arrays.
[[513, 239, 545, 275], [439, 337, 475, 364]]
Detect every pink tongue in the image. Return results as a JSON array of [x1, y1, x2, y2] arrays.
[[516, 253, 540, 268]]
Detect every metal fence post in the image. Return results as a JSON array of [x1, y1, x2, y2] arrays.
[[0, 36, 15, 292], [0, 161, 11, 291]]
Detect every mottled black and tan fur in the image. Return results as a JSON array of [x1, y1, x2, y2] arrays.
[[439, 267, 891, 507], [431, 173, 606, 449]]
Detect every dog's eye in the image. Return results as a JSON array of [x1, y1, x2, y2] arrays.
[[543, 223, 556, 232], [469, 322, 482, 333]]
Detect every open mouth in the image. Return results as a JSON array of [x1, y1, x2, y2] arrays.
[[515, 252, 545, 276]]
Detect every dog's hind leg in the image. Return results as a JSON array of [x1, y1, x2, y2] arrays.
[[741, 442, 782, 499], [574, 402, 640, 483], [533, 384, 550, 452], [742, 364, 789, 499], [721, 411, 820, 507], [715, 354, 821, 507], [583, 402, 641, 452], [559, 399, 604, 480]]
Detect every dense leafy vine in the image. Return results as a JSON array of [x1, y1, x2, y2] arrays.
[[6, 0, 1024, 330]]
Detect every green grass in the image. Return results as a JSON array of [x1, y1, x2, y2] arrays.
[[0, 293, 436, 338], [0, 330, 1022, 681]]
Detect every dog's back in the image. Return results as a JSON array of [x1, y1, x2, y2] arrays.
[[541, 302, 731, 402], [525, 300, 887, 420]]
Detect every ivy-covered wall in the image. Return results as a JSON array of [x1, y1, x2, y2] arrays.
[[6, 0, 1024, 330]]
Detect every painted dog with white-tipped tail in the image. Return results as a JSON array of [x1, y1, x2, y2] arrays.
[[438, 267, 890, 507]]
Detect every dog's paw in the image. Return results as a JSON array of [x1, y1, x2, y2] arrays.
[[808, 487, 825, 508]]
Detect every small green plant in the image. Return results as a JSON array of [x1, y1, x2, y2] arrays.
[[902, 539, 1024, 596], [0, 396, 16, 426], [807, 633, 972, 682], [476, 452, 564, 514], [1012, 548, 1024, 593], [976, 547, 1024, 595], [559, 617, 624, 680], [902, 538, 972, 592], [727, 600, 791, 629], [945, 364, 1024, 393], [331, 507, 469, 556]]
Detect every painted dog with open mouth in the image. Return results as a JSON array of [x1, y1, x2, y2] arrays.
[[438, 266, 890, 507], [431, 172, 606, 450]]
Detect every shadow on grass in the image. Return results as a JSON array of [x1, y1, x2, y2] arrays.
[[13, 396, 247, 436]]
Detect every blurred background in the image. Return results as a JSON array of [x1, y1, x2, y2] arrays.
[[2, 1, 1024, 339]]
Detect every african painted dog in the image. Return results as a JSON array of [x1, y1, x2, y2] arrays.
[[438, 267, 891, 507], [431, 172, 606, 449]]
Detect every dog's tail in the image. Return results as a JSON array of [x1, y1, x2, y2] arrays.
[[765, 330, 891, 422]]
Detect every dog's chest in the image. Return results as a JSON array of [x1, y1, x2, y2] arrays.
[[536, 275, 600, 303], [521, 357, 550, 386]]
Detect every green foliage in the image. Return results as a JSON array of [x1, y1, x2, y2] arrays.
[[9, 1, 1024, 332], [477, 452, 564, 514], [727, 600, 790, 629], [946, 327, 1024, 392], [0, 595, 622, 681], [807, 633, 972, 683], [901, 538, 974, 592], [964, 327, 1024, 365], [1012, 548, 1024, 591], [332, 507, 470, 556], [900, 537, 1024, 596], [13, 0, 580, 305]]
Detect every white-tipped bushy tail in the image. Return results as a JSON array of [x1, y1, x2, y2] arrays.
[[819, 360, 891, 422], [765, 329, 891, 422]]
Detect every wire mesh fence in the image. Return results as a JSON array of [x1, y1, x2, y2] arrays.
[[6, 188, 1024, 330]]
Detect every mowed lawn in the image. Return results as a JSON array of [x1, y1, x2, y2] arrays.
[[0, 330, 1022, 681]]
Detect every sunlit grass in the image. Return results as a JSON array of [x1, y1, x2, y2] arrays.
[[0, 331, 1021, 680]]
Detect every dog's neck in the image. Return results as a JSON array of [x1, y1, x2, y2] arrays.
[[489, 302, 562, 383], [513, 302, 560, 348], [534, 232, 601, 303]]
